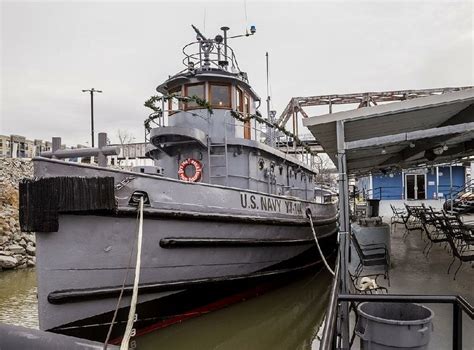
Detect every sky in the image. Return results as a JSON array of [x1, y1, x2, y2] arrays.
[[1, 0, 473, 146]]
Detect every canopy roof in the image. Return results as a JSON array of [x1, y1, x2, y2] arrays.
[[302, 88, 474, 175]]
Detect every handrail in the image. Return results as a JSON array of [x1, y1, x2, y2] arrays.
[[338, 293, 474, 350], [443, 179, 474, 202], [338, 294, 474, 319], [319, 253, 340, 350]]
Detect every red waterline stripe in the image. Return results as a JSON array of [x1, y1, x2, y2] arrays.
[[109, 282, 274, 344]]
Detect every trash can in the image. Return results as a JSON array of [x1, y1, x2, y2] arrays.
[[367, 199, 380, 217], [355, 302, 434, 349]]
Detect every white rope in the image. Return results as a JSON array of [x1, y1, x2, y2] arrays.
[[308, 213, 335, 276], [120, 197, 144, 350]]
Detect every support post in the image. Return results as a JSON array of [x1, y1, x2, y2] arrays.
[[336, 120, 350, 349], [90, 91, 94, 147], [98, 132, 107, 167], [450, 164, 453, 212], [52, 137, 61, 159], [453, 303, 462, 350]]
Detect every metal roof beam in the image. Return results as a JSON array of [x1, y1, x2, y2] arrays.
[[345, 122, 474, 150]]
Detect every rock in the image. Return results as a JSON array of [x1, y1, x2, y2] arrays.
[[0, 236, 8, 245], [7, 244, 25, 254], [27, 257, 36, 267], [18, 239, 27, 248], [13, 233, 21, 242], [0, 250, 13, 256], [24, 233, 36, 244], [0, 255, 18, 269], [26, 245, 36, 256]]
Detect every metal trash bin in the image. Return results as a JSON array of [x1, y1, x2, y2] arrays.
[[355, 302, 434, 349], [367, 199, 380, 217]]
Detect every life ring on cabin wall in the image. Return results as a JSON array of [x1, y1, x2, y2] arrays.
[[178, 158, 203, 182]]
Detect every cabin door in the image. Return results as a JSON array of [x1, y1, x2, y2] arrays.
[[405, 174, 426, 200], [244, 95, 251, 140]]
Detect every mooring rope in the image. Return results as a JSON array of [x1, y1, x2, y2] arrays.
[[308, 211, 335, 276], [103, 213, 140, 350], [120, 197, 145, 350]]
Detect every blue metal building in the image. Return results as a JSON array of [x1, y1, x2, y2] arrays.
[[359, 165, 466, 200]]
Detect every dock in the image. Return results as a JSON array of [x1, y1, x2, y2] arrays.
[[300, 87, 474, 349]]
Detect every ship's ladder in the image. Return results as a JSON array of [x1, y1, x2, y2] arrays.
[[207, 126, 228, 186]]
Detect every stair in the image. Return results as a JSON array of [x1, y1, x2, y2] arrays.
[[443, 181, 474, 214], [207, 128, 228, 185]]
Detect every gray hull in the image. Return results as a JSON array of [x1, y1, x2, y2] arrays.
[[27, 158, 338, 339]]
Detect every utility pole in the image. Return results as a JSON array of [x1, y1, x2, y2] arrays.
[[82, 88, 102, 147]]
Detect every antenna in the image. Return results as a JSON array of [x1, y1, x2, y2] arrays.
[[266, 52, 275, 146], [191, 24, 207, 41]]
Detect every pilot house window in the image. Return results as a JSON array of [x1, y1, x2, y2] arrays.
[[168, 87, 182, 115], [184, 83, 205, 109], [209, 83, 231, 108]]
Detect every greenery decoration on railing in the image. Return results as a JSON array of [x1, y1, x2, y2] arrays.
[[144, 94, 213, 132], [230, 110, 315, 156], [143, 94, 315, 156]]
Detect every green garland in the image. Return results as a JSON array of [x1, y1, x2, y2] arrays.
[[143, 94, 315, 156], [230, 110, 315, 156], [144, 94, 213, 131]]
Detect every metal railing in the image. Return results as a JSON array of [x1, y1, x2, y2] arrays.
[[360, 186, 403, 200], [337, 294, 474, 350], [320, 266, 474, 350], [319, 253, 340, 350]]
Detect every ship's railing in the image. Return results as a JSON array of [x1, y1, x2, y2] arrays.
[[182, 41, 243, 76], [229, 121, 320, 172]]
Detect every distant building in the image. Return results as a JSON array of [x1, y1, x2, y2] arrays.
[[10, 135, 26, 158], [0, 134, 53, 159], [0, 135, 11, 157]]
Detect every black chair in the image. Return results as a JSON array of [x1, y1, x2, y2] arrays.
[[351, 233, 390, 286], [403, 204, 424, 240], [440, 212, 474, 280], [418, 205, 449, 257], [390, 204, 406, 231]]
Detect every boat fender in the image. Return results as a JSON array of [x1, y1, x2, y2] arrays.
[[178, 158, 203, 182]]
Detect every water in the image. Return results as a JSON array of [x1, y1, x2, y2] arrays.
[[0, 268, 38, 329], [0, 269, 331, 349]]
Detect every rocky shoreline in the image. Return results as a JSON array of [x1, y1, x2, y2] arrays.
[[0, 158, 35, 271]]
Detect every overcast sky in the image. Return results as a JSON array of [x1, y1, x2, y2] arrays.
[[1, 0, 473, 145]]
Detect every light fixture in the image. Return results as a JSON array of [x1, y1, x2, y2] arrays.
[[381, 147, 387, 154], [409, 142, 415, 148]]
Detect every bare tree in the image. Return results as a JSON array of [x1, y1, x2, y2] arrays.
[[116, 129, 135, 146]]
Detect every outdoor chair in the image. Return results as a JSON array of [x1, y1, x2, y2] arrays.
[[390, 204, 407, 231], [441, 212, 474, 280], [418, 205, 449, 257], [403, 204, 424, 240], [351, 233, 390, 286]]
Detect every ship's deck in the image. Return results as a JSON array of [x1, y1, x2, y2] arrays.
[[349, 214, 473, 349]]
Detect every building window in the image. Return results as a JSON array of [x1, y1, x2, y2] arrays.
[[168, 87, 182, 115], [184, 83, 205, 110], [209, 83, 231, 108]]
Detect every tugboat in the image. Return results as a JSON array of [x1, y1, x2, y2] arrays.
[[19, 25, 338, 343]]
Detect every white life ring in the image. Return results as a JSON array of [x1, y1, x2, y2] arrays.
[[178, 158, 203, 182]]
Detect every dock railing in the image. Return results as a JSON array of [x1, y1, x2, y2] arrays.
[[319, 253, 340, 350], [320, 262, 474, 350]]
